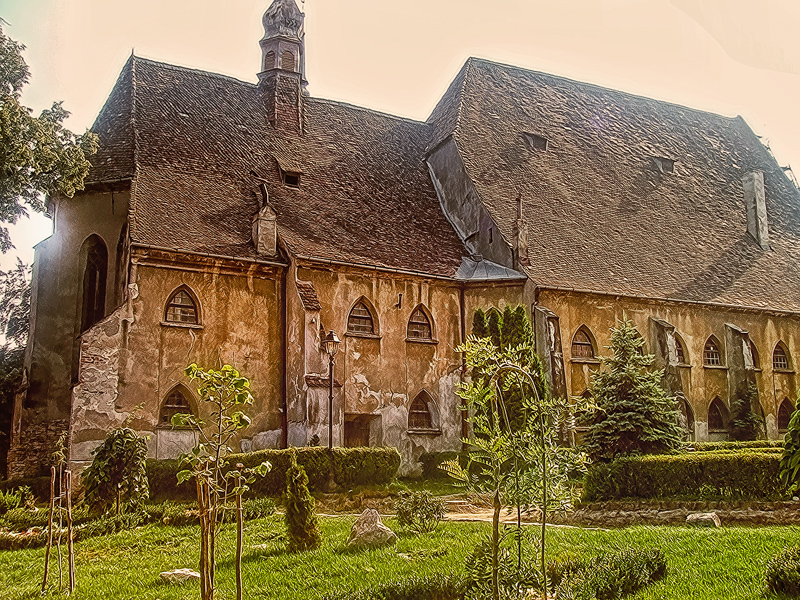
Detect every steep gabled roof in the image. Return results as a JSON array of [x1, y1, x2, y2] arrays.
[[87, 56, 467, 276], [430, 58, 800, 311]]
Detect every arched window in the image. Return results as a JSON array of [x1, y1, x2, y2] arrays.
[[281, 50, 295, 71], [165, 288, 199, 324], [408, 391, 435, 430], [674, 335, 687, 365], [708, 397, 728, 432], [264, 50, 276, 70], [407, 306, 433, 340], [773, 342, 791, 371], [159, 387, 194, 427], [779, 398, 795, 432], [704, 336, 722, 366], [677, 395, 695, 440], [80, 235, 108, 333], [347, 300, 376, 335], [571, 327, 595, 359], [749, 341, 761, 369]]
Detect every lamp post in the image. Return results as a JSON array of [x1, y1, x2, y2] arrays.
[[323, 330, 341, 449]]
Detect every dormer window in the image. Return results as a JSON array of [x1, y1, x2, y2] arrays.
[[523, 133, 548, 152], [653, 156, 675, 174], [282, 170, 301, 188]]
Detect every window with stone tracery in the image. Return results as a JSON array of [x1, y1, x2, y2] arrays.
[[165, 289, 199, 324]]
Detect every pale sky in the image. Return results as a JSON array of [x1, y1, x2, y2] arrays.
[[1, 0, 799, 270]]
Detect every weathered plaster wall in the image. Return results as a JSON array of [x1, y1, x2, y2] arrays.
[[69, 248, 285, 468], [9, 188, 129, 478], [540, 288, 800, 442], [297, 263, 465, 475]]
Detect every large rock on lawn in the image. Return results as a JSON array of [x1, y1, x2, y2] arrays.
[[160, 568, 201, 584], [686, 512, 721, 528], [346, 508, 397, 549]]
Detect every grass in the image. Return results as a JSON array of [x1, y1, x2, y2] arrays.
[[1, 516, 798, 599]]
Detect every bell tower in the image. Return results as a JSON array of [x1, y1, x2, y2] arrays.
[[258, 0, 306, 132]]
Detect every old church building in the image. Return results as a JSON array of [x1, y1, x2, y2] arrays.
[[9, 0, 800, 478]]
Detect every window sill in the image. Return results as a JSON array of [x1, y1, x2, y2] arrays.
[[708, 429, 728, 434], [406, 338, 439, 345], [156, 424, 197, 431], [703, 365, 728, 370], [571, 357, 600, 365], [774, 369, 795, 375], [161, 321, 203, 330], [407, 428, 442, 436], [345, 332, 381, 340], [677, 363, 692, 369]]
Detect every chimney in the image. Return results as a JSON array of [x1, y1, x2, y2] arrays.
[[253, 185, 278, 256], [742, 170, 770, 250], [512, 194, 529, 266]]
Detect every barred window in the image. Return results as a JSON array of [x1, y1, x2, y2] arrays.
[[408, 392, 434, 430], [347, 301, 375, 335], [675, 336, 686, 364], [571, 328, 595, 359], [774, 344, 790, 371], [704, 337, 722, 366], [159, 388, 193, 427], [166, 290, 198, 324], [779, 399, 795, 432], [407, 307, 432, 340]]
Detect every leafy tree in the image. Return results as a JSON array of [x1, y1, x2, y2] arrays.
[[0, 260, 29, 477], [729, 383, 764, 441], [284, 457, 322, 552], [583, 319, 684, 462], [779, 402, 800, 496], [0, 25, 98, 252], [174, 364, 270, 600], [81, 426, 149, 516]]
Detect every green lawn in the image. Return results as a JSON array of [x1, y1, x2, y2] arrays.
[[1, 517, 798, 599]]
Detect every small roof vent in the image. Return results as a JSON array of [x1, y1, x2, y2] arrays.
[[523, 133, 548, 152], [652, 156, 675, 174]]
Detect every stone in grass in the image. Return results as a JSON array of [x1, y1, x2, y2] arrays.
[[160, 568, 201, 584], [686, 512, 721, 528], [346, 508, 397, 549]]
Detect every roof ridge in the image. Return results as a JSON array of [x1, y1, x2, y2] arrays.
[[130, 54, 258, 88], [466, 56, 741, 123], [130, 54, 141, 242], [309, 97, 426, 126]]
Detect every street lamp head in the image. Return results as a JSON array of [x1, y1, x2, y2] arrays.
[[323, 329, 341, 358]]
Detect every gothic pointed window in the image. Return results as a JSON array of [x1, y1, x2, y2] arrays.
[[347, 300, 375, 335], [571, 327, 595, 359], [773, 343, 791, 371], [674, 335, 687, 365], [750, 341, 761, 369], [779, 398, 795, 432], [704, 337, 722, 366], [80, 235, 108, 333], [159, 387, 194, 428], [708, 397, 728, 432], [165, 288, 199, 324], [408, 391, 435, 430], [407, 306, 433, 341], [677, 395, 695, 440]]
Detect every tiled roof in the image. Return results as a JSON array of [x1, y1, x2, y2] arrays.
[[88, 56, 467, 277], [430, 58, 800, 311], [296, 281, 321, 311]]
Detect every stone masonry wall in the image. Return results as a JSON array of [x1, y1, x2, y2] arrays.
[[7, 418, 68, 479]]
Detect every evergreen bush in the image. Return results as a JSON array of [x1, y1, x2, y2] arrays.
[[765, 545, 800, 596], [729, 383, 764, 441], [780, 403, 800, 496], [285, 460, 322, 552], [583, 319, 684, 462]]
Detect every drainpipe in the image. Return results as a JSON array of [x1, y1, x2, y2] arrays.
[[281, 266, 288, 449], [459, 285, 468, 441]]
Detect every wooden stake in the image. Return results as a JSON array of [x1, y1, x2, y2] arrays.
[[41, 466, 56, 594], [236, 469, 244, 600], [66, 471, 75, 594]]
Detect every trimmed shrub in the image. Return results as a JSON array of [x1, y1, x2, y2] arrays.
[[321, 574, 468, 600], [147, 446, 400, 501], [394, 491, 445, 533], [689, 440, 782, 452], [766, 545, 800, 596], [285, 462, 321, 552], [583, 451, 784, 501]]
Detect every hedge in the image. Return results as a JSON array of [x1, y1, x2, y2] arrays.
[[687, 440, 783, 452], [583, 451, 785, 501], [147, 446, 401, 500]]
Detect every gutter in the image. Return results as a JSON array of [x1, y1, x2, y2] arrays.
[[130, 242, 288, 268]]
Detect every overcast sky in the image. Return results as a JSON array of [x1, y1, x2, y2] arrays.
[[1, 0, 799, 269]]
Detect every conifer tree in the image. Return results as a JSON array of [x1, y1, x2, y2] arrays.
[[285, 459, 322, 552], [729, 383, 764, 441], [583, 319, 683, 462], [500, 305, 515, 349], [487, 309, 503, 348], [472, 308, 489, 338]]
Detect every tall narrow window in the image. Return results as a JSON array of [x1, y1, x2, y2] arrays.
[[779, 398, 795, 432], [407, 306, 433, 340], [281, 50, 295, 71], [165, 288, 199, 324], [749, 341, 761, 369], [677, 395, 695, 440], [674, 336, 686, 364], [408, 391, 435, 430], [704, 337, 722, 366], [80, 235, 108, 333], [571, 327, 595, 359], [773, 343, 791, 371], [347, 300, 375, 335], [159, 387, 193, 427], [708, 397, 728, 432]]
